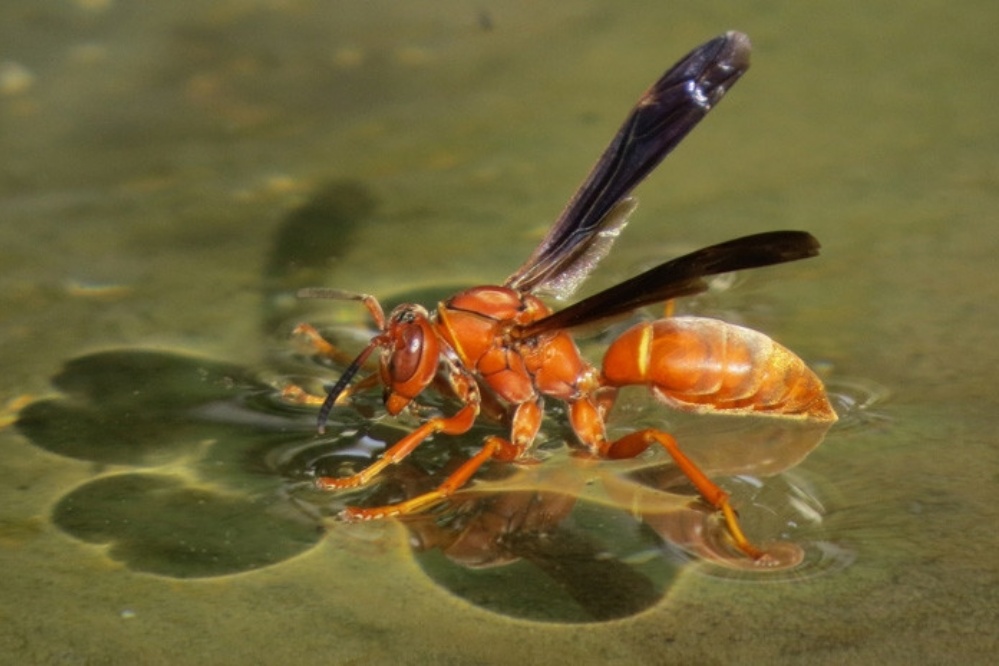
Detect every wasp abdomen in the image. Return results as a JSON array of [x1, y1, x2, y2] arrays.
[[601, 317, 837, 421]]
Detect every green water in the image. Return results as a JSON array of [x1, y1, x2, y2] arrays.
[[2, 1, 996, 664]]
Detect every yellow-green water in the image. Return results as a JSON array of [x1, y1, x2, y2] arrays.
[[2, 1, 997, 663]]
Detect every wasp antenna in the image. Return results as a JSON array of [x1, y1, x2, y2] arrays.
[[316, 339, 381, 434]]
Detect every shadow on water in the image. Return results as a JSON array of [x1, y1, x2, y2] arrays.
[[262, 179, 377, 334], [17, 349, 324, 578]]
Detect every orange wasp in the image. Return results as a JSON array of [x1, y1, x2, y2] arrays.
[[291, 32, 837, 563]]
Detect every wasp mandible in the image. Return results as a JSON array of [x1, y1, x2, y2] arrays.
[[289, 32, 837, 563]]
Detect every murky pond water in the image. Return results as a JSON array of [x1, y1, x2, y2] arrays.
[[2, 1, 996, 664]]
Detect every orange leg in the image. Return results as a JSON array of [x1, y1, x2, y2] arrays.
[[338, 398, 542, 520], [567, 399, 764, 559], [292, 322, 332, 354], [341, 435, 521, 520], [281, 383, 323, 406], [317, 402, 479, 492], [291, 322, 360, 365], [281, 373, 379, 407], [604, 429, 765, 560], [284, 322, 380, 406]]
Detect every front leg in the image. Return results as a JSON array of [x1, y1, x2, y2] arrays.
[[341, 398, 543, 521], [291, 322, 360, 366], [319, 355, 482, 493], [282, 323, 379, 407], [318, 401, 479, 492]]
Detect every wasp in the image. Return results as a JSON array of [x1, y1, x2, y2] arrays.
[[289, 32, 837, 563]]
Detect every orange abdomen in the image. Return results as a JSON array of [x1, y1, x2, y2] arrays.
[[602, 317, 837, 421]]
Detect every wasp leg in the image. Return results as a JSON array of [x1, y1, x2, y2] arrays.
[[284, 322, 381, 407], [318, 401, 479, 493], [281, 383, 325, 406], [340, 435, 521, 520], [319, 356, 482, 492], [291, 322, 365, 366], [567, 398, 765, 561], [339, 398, 542, 520], [605, 429, 765, 560], [281, 373, 379, 407]]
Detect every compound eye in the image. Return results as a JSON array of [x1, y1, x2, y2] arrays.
[[389, 324, 424, 383]]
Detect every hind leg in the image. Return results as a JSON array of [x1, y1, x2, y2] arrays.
[[568, 398, 765, 561], [604, 428, 764, 560]]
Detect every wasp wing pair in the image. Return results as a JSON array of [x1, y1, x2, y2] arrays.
[[506, 31, 818, 338]]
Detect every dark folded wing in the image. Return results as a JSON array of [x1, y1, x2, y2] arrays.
[[505, 31, 752, 299], [513, 230, 820, 338]]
